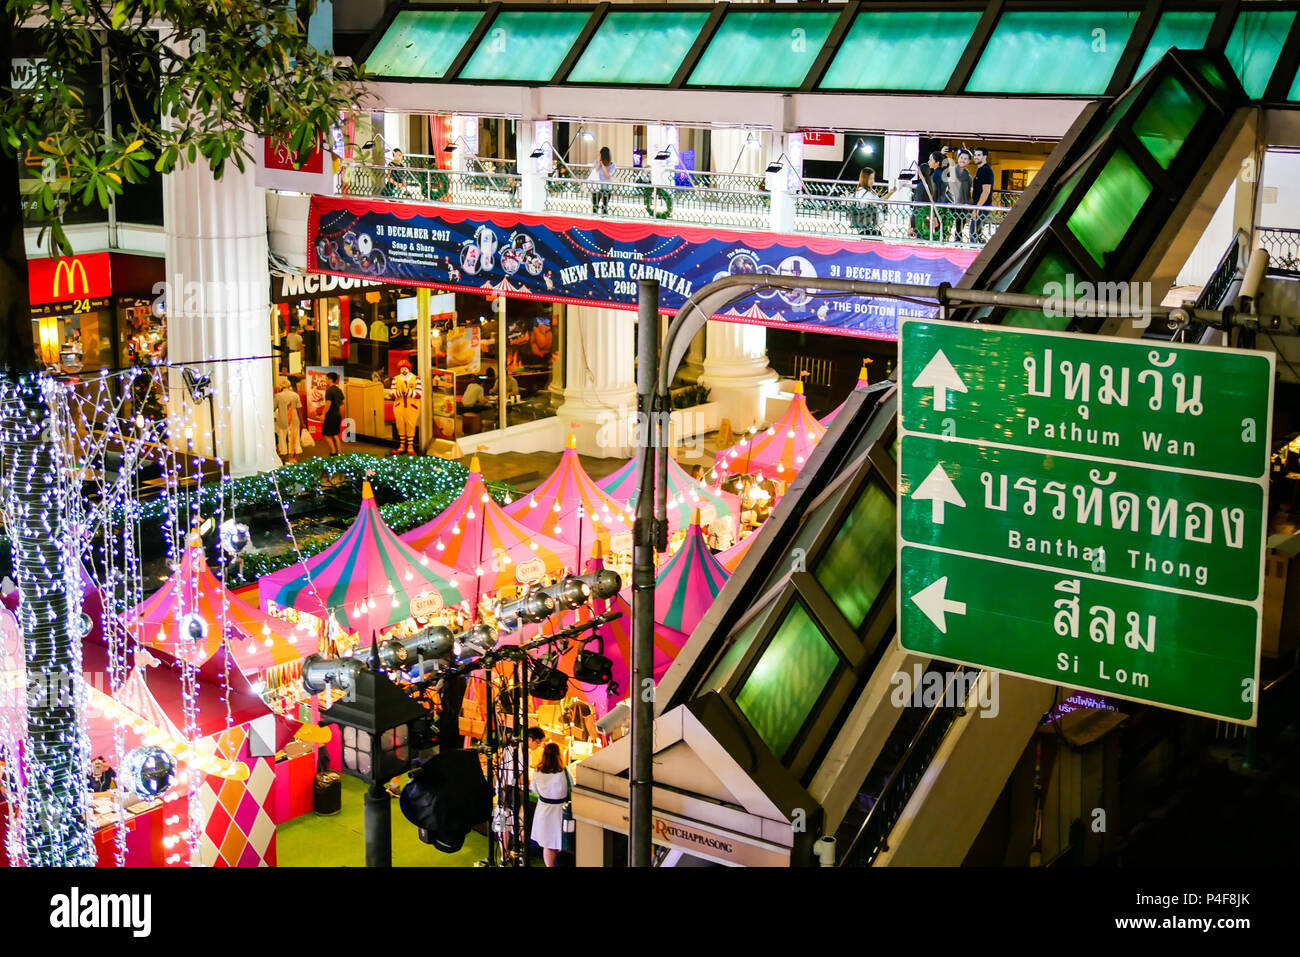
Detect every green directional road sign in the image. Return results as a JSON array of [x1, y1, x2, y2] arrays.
[[899, 548, 1259, 722], [901, 320, 1273, 479], [897, 319, 1274, 724]]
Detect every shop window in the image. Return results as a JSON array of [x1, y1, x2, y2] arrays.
[[458, 10, 590, 83], [821, 11, 981, 92], [1066, 148, 1152, 268], [734, 600, 840, 760], [966, 10, 1139, 96], [1224, 9, 1297, 99], [1133, 10, 1215, 80], [812, 482, 896, 631], [687, 10, 840, 89]]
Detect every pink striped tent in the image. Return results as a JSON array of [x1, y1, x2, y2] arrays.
[[716, 528, 762, 573], [821, 362, 872, 428], [504, 434, 634, 563], [260, 482, 464, 636], [402, 456, 571, 599], [621, 511, 729, 634], [599, 451, 740, 536], [715, 381, 826, 482], [131, 533, 303, 675]]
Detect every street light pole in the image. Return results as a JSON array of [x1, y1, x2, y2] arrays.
[[631, 279, 660, 867]]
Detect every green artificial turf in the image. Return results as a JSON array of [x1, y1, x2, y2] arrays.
[[276, 775, 489, 867]]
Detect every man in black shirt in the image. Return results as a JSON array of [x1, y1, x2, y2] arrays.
[[972, 147, 996, 241]]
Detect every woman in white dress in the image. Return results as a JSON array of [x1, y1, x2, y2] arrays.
[[530, 742, 571, 866]]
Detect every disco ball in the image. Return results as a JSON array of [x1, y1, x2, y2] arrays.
[[179, 611, 208, 643], [219, 520, 252, 557], [121, 746, 176, 800]]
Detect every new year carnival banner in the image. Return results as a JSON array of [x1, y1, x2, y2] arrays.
[[306, 196, 978, 340]]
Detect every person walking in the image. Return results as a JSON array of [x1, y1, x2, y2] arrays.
[[588, 146, 615, 216], [529, 742, 571, 866], [274, 377, 304, 463], [321, 371, 345, 455]]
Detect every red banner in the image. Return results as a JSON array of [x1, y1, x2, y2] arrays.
[[27, 251, 112, 306]]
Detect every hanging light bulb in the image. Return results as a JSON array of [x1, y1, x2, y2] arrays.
[[436, 539, 446, 551], [480, 492, 489, 503], [404, 569, 414, 582], [368, 597, 377, 610], [452, 524, 461, 534], [529, 497, 538, 509], [420, 554, 429, 565], [787, 429, 795, 439], [552, 502, 561, 513]]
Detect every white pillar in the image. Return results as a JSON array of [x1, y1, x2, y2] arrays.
[[517, 120, 547, 212], [556, 305, 636, 457], [700, 322, 779, 433], [883, 133, 920, 187], [164, 154, 281, 477]]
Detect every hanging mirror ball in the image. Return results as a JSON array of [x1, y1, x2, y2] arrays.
[[179, 611, 208, 643], [121, 746, 176, 799], [220, 520, 252, 556], [74, 612, 93, 637]]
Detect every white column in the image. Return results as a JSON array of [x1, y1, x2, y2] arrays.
[[384, 110, 406, 155], [517, 120, 546, 212], [883, 133, 920, 186], [700, 322, 779, 433], [556, 305, 637, 457], [767, 132, 802, 233], [164, 153, 281, 477]]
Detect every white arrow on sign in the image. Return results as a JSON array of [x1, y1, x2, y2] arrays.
[[911, 349, 967, 412], [910, 576, 967, 634], [911, 463, 966, 524]]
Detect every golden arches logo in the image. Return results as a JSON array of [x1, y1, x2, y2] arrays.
[[52, 258, 89, 299]]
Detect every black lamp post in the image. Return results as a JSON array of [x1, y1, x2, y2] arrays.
[[315, 661, 429, 867]]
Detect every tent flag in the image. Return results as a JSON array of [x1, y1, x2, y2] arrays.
[[598, 451, 740, 536], [821, 361, 872, 428], [715, 380, 826, 482], [504, 434, 634, 560], [260, 481, 464, 635], [131, 533, 303, 675], [403, 456, 571, 596]]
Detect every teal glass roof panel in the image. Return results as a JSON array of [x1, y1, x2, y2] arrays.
[[364, 9, 485, 79], [1290, 65, 1300, 101], [1133, 10, 1215, 80], [458, 10, 590, 82], [688, 10, 839, 88], [567, 10, 710, 85], [821, 11, 982, 91], [967, 10, 1140, 95], [1225, 9, 1297, 99], [701, 614, 764, 694], [735, 601, 839, 759], [814, 481, 896, 631]]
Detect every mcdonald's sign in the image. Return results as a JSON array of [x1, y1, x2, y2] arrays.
[[27, 252, 112, 308]]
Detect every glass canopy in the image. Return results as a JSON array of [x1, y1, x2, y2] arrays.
[[566, 10, 710, 85], [688, 10, 840, 88], [458, 10, 591, 83], [365, 9, 485, 79], [821, 10, 982, 91], [357, 3, 1299, 103]]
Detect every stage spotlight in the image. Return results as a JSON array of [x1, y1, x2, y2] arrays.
[[572, 649, 613, 685], [530, 663, 570, 700], [453, 623, 498, 660], [380, 625, 454, 671], [301, 653, 367, 694], [493, 590, 557, 632]]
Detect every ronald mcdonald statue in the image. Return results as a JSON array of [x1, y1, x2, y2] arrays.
[[392, 361, 422, 455]]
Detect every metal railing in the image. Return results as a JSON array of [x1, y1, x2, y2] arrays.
[[544, 174, 771, 230], [1258, 226, 1300, 270], [340, 162, 520, 208], [794, 192, 1009, 247], [837, 667, 978, 868], [334, 155, 1021, 247]]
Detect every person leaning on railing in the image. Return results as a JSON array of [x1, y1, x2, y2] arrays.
[[851, 168, 896, 238]]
